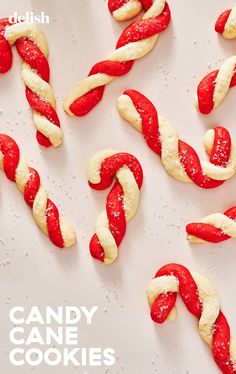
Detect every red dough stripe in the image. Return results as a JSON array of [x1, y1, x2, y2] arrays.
[[213, 313, 233, 374], [186, 206, 236, 243], [89, 60, 134, 77], [215, 9, 231, 34], [24, 168, 40, 208], [0, 134, 19, 181], [123, 89, 231, 189], [141, 0, 153, 9], [0, 134, 66, 248], [197, 70, 218, 114], [0, 34, 12, 73], [150, 264, 235, 374], [46, 199, 64, 248], [0, 18, 12, 73], [108, 0, 130, 12], [67, 1, 171, 116], [106, 182, 126, 246], [89, 152, 143, 263], [16, 38, 49, 81]]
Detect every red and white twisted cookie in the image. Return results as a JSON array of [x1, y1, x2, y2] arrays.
[[147, 263, 236, 374], [215, 6, 236, 40], [88, 150, 143, 264], [186, 206, 236, 244], [0, 134, 76, 248], [196, 56, 236, 114], [117, 89, 236, 188], [64, 0, 171, 116], [0, 18, 62, 147]]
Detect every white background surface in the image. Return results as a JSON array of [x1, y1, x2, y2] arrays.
[[0, 0, 236, 373]]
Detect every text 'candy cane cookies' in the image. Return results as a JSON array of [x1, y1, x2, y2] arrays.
[[88, 150, 143, 264], [0, 18, 63, 148], [117, 89, 236, 188], [215, 5, 236, 40], [64, 0, 171, 117], [186, 206, 236, 244], [147, 263, 236, 374], [0, 134, 76, 248]]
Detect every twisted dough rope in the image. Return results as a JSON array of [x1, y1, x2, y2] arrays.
[[117, 89, 236, 188], [0, 134, 76, 248], [0, 18, 63, 148], [196, 56, 236, 114], [147, 263, 236, 374], [215, 6, 236, 40], [88, 150, 143, 264], [64, 0, 171, 117], [186, 206, 236, 244]]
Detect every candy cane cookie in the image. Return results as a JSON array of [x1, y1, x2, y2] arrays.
[[147, 263, 236, 374], [117, 89, 236, 188], [0, 134, 76, 248], [88, 150, 143, 264], [0, 18, 63, 147], [215, 6, 236, 40], [64, 0, 171, 117], [186, 206, 236, 244], [196, 55, 236, 114]]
